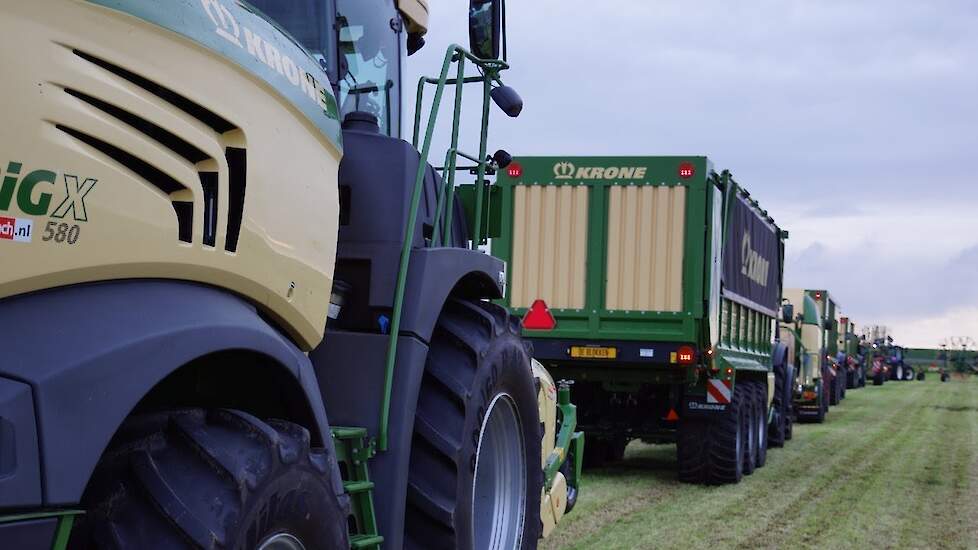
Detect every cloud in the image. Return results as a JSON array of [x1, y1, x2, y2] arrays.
[[405, 0, 978, 346]]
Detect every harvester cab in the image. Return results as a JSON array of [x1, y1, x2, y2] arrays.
[[782, 289, 829, 422], [0, 1, 581, 549]]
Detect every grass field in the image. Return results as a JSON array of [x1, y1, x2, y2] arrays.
[[543, 375, 978, 550]]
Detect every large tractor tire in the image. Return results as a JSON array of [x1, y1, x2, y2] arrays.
[[678, 381, 748, 485], [917, 371, 926, 381], [72, 409, 350, 550], [677, 417, 708, 483], [405, 299, 542, 550], [743, 387, 758, 476], [839, 375, 847, 399], [873, 371, 885, 386], [768, 359, 792, 448], [904, 367, 916, 381], [829, 375, 840, 406], [752, 382, 768, 468]]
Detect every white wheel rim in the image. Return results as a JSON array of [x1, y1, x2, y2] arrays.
[[473, 393, 527, 550]]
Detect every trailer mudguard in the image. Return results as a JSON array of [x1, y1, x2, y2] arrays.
[[0, 280, 330, 506]]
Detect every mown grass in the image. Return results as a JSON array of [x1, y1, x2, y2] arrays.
[[543, 376, 978, 550]]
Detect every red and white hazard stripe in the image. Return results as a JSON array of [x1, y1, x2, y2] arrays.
[[706, 379, 733, 404]]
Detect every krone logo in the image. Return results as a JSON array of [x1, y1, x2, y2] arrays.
[[554, 162, 575, 179], [201, 0, 242, 47], [741, 233, 770, 287]]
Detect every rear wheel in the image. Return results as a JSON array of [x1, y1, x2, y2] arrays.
[[753, 382, 768, 468], [769, 359, 789, 448], [829, 374, 840, 406], [905, 367, 916, 381], [405, 299, 542, 550], [742, 387, 757, 476], [72, 409, 349, 550], [707, 383, 746, 484], [873, 371, 885, 386]]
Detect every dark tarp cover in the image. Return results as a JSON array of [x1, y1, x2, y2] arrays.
[[722, 194, 782, 313]]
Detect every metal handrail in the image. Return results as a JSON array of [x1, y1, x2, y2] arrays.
[[378, 45, 509, 450]]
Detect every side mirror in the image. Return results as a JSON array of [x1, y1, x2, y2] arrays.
[[469, 0, 503, 60], [823, 319, 833, 330], [781, 304, 794, 323]]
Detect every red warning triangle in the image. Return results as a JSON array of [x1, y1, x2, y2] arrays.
[[522, 299, 556, 330], [666, 409, 679, 422]]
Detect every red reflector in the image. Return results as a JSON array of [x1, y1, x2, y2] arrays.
[[666, 409, 679, 421], [678, 161, 695, 179], [522, 299, 556, 330], [677, 345, 695, 365], [814, 291, 822, 300]]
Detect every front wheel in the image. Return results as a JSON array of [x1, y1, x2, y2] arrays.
[[72, 409, 350, 550], [405, 299, 542, 550]]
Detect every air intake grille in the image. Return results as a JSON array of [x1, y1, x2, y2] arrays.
[[63, 50, 248, 251]]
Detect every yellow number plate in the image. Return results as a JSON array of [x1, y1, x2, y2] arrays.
[[570, 346, 618, 359]]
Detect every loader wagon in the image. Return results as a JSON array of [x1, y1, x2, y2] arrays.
[[489, 156, 792, 484]]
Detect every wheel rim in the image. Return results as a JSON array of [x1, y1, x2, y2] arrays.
[[258, 533, 305, 550], [473, 393, 526, 550]]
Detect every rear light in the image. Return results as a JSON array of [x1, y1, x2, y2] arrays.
[[814, 291, 823, 301], [677, 345, 695, 365], [522, 299, 557, 330], [802, 390, 817, 400]]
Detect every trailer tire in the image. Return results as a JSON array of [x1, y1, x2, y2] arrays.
[[917, 371, 926, 381], [904, 367, 916, 381], [72, 409, 350, 550], [677, 418, 709, 484], [705, 383, 747, 485], [873, 371, 885, 386], [769, 359, 788, 448], [753, 382, 768, 468], [405, 299, 542, 550], [742, 390, 757, 476], [829, 375, 840, 406]]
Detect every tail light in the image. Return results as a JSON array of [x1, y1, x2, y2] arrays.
[[677, 345, 696, 365]]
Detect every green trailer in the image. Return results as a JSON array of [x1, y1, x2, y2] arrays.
[[483, 156, 792, 484]]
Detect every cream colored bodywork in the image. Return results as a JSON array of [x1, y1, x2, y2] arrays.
[[532, 359, 568, 538], [398, 0, 430, 34], [510, 185, 589, 309], [605, 185, 686, 311], [0, 1, 340, 350]]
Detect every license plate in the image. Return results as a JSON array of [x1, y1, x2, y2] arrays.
[[570, 346, 617, 359]]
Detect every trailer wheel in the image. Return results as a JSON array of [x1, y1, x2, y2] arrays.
[[405, 299, 542, 550], [706, 383, 746, 484], [873, 371, 885, 386], [677, 417, 708, 483], [742, 391, 757, 476], [812, 386, 826, 423], [72, 409, 350, 550], [769, 359, 788, 448], [829, 375, 840, 406], [904, 367, 916, 381], [917, 371, 926, 381], [753, 382, 768, 468]]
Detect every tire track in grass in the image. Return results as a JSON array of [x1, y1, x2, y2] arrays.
[[818, 379, 948, 549], [741, 383, 925, 549], [574, 384, 917, 549]]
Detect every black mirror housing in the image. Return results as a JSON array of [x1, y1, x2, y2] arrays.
[[469, 0, 502, 59], [781, 304, 794, 323]]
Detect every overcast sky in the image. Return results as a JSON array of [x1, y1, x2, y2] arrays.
[[405, 0, 978, 348]]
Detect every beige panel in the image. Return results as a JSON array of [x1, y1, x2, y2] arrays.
[[0, 2, 340, 349], [605, 185, 686, 311], [510, 185, 588, 309]]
